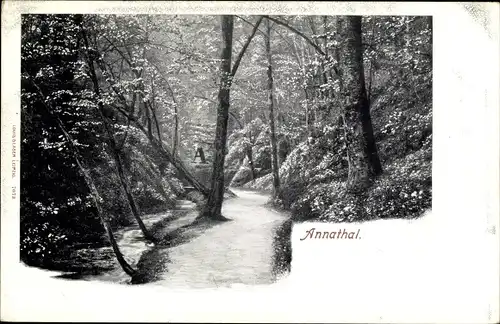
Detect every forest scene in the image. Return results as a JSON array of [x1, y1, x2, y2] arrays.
[[21, 14, 432, 287]]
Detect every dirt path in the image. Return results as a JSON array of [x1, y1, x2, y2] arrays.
[[156, 188, 288, 289]]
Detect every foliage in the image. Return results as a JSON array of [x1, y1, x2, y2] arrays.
[[21, 14, 185, 268], [271, 219, 293, 277], [242, 173, 273, 191], [246, 15, 432, 224], [21, 14, 106, 265], [292, 144, 432, 223]]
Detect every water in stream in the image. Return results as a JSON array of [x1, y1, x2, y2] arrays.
[[56, 199, 197, 284], [52, 189, 290, 288]]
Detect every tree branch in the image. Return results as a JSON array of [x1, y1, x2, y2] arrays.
[[263, 15, 326, 57], [230, 16, 264, 77], [229, 111, 244, 129], [235, 15, 266, 37], [193, 95, 243, 129]]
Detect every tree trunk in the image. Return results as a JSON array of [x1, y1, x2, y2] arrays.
[[323, 16, 329, 55], [338, 16, 381, 193], [361, 19, 383, 176], [63, 125, 136, 277], [172, 101, 179, 156], [201, 15, 234, 220], [82, 30, 155, 242], [246, 144, 256, 181], [111, 146, 155, 241], [265, 19, 281, 195], [145, 102, 153, 139], [103, 220, 136, 276], [304, 88, 311, 137], [360, 103, 383, 176], [26, 73, 136, 277]]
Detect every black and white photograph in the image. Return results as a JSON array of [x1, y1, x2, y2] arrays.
[[19, 12, 433, 285], [2, 2, 499, 323]]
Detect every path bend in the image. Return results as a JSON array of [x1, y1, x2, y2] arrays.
[[157, 188, 288, 288]]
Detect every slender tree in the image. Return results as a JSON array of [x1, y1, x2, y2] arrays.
[[265, 19, 281, 195], [95, 36, 212, 197], [24, 67, 136, 277], [246, 131, 257, 181], [81, 28, 156, 242]]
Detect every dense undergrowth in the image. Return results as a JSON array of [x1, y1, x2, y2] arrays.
[[242, 83, 432, 224], [256, 38, 431, 275], [266, 93, 431, 276]]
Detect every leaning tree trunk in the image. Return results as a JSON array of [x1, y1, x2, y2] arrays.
[[338, 16, 381, 193], [135, 118, 211, 197], [111, 146, 155, 242], [27, 75, 136, 277], [201, 15, 234, 220], [265, 19, 281, 196], [63, 126, 136, 276], [82, 30, 155, 242], [172, 103, 179, 156]]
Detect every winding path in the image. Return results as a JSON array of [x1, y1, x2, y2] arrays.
[[156, 188, 288, 288]]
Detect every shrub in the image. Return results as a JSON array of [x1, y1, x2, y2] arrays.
[[21, 220, 69, 266], [308, 147, 431, 222], [230, 164, 254, 187], [241, 173, 273, 191], [286, 128, 431, 223], [271, 219, 293, 277], [364, 147, 432, 219], [278, 178, 309, 212]]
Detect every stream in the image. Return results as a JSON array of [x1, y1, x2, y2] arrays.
[[54, 189, 290, 288]]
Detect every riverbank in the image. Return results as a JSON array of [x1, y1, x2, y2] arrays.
[[31, 188, 290, 287]]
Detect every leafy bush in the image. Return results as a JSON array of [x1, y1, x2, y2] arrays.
[[373, 90, 432, 164], [277, 80, 431, 223], [271, 219, 293, 277], [230, 164, 254, 187], [276, 178, 308, 212], [290, 141, 431, 223], [21, 221, 67, 264], [230, 156, 271, 187], [364, 144, 432, 220], [241, 173, 273, 191]]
